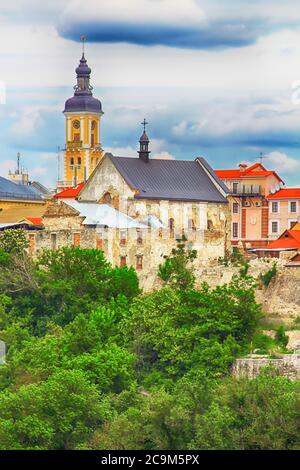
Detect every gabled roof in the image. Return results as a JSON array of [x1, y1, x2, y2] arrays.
[[19, 217, 43, 226], [54, 182, 85, 199], [215, 163, 284, 183], [105, 155, 227, 203], [267, 188, 300, 200], [0, 176, 43, 202], [252, 225, 300, 251]]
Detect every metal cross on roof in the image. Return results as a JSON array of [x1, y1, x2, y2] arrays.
[[141, 118, 148, 132], [259, 152, 267, 164]]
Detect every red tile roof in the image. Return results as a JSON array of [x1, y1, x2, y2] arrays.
[[267, 188, 300, 200], [18, 217, 43, 226], [215, 163, 284, 183], [26, 217, 43, 225], [258, 226, 300, 251], [53, 182, 85, 199]]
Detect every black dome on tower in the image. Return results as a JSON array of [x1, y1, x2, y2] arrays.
[[64, 51, 103, 114]]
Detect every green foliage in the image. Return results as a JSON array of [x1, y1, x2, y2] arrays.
[[0, 370, 111, 450], [158, 235, 197, 290], [0, 229, 28, 255], [219, 248, 246, 267], [122, 275, 261, 379], [0, 246, 139, 333], [189, 372, 300, 450], [252, 332, 275, 355], [0, 246, 298, 450], [275, 326, 289, 349], [260, 262, 277, 287]]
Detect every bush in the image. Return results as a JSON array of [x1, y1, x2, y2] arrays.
[[275, 326, 289, 349], [261, 263, 277, 287]]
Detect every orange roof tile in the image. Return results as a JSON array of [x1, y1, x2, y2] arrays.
[[267, 188, 300, 200], [259, 228, 300, 251], [215, 163, 284, 183], [53, 182, 85, 199], [23, 217, 43, 225]]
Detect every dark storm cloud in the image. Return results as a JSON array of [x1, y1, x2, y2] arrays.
[[58, 18, 267, 50]]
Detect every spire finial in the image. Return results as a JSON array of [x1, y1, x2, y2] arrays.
[[141, 118, 148, 132], [80, 35, 86, 56], [17, 152, 20, 174]]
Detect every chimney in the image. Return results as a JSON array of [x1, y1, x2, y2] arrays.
[[239, 163, 248, 171]]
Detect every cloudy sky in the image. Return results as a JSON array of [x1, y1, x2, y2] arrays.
[[1, 0, 300, 187]]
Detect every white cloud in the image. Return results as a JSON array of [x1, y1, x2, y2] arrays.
[[105, 145, 136, 157], [265, 151, 300, 173], [152, 151, 174, 160], [61, 0, 205, 27], [0, 160, 16, 178], [105, 138, 174, 160], [9, 105, 60, 138]]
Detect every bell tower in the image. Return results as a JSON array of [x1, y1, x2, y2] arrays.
[[63, 37, 104, 186], [138, 119, 151, 163]]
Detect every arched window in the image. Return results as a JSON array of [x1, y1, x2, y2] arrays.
[[103, 192, 112, 205]]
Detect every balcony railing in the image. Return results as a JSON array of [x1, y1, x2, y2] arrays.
[[231, 184, 262, 196], [66, 141, 83, 150]]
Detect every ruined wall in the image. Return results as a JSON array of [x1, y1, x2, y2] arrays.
[[193, 259, 300, 324], [27, 223, 229, 292], [257, 267, 300, 325], [231, 355, 300, 381]]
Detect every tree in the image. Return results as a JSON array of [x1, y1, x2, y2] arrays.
[[0, 370, 111, 450], [122, 275, 261, 380], [158, 236, 197, 290], [0, 229, 28, 255], [0, 247, 140, 334]]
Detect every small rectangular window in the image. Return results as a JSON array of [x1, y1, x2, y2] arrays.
[[233, 202, 239, 214], [137, 229, 143, 245], [232, 222, 239, 238], [136, 255, 143, 270], [120, 256, 127, 267], [120, 230, 127, 246], [73, 233, 81, 247], [272, 202, 278, 213], [169, 218, 175, 238], [96, 236, 102, 250], [271, 221, 278, 234], [232, 183, 238, 193], [74, 133, 80, 142], [188, 219, 196, 230], [290, 201, 297, 213]]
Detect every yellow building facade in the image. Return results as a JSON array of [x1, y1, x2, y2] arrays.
[[63, 50, 104, 185]]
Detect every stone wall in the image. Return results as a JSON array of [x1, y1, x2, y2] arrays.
[[193, 258, 300, 324], [257, 268, 300, 325], [27, 223, 229, 292], [231, 355, 300, 381]]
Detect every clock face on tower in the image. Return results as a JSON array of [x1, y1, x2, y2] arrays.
[[73, 120, 80, 129]]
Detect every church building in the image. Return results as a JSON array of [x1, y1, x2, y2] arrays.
[[24, 43, 232, 289]]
